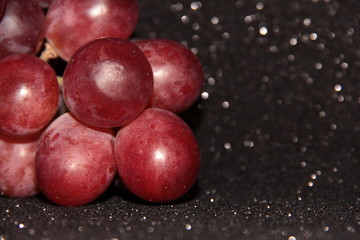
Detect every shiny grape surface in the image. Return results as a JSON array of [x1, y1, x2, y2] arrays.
[[45, 0, 138, 61], [134, 39, 203, 113], [63, 38, 153, 128], [0, 133, 40, 198], [35, 113, 116, 206], [114, 108, 200, 202], [0, 0, 45, 59], [0, 54, 59, 137]]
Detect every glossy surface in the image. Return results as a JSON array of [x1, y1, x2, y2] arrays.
[[63, 38, 153, 128], [35, 113, 116, 207], [135, 39, 203, 113], [0, 0, 45, 59], [0, 54, 59, 137], [0, 133, 40, 198], [114, 108, 200, 202], [45, 0, 138, 61]]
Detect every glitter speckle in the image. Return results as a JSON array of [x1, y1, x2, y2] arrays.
[[221, 101, 229, 109], [224, 142, 231, 150], [190, 1, 202, 11], [244, 15, 253, 23], [259, 27, 268, 35], [290, 38, 298, 45], [211, 16, 219, 25], [181, 15, 190, 24], [303, 18, 312, 26], [256, 2, 264, 10], [334, 84, 342, 92], [201, 92, 209, 99]]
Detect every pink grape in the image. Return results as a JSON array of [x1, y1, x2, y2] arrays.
[[114, 108, 200, 202], [0, 54, 59, 137], [45, 0, 138, 61], [63, 38, 153, 128], [35, 113, 116, 206], [0, 133, 40, 198], [134, 39, 204, 113], [0, 0, 45, 59]]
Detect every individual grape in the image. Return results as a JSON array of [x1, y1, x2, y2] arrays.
[[134, 39, 204, 113], [0, 54, 59, 137], [35, 113, 116, 207], [0, 132, 40, 198], [45, 0, 138, 61], [63, 38, 153, 128], [0, 0, 45, 59], [114, 108, 200, 202]]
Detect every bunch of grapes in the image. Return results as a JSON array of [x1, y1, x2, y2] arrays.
[[0, 0, 203, 206]]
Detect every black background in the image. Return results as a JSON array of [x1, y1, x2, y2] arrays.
[[1, 0, 360, 239]]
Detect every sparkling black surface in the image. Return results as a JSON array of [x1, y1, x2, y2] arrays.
[[1, 0, 360, 239]]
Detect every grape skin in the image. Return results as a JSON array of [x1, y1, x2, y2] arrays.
[[0, 133, 40, 198], [63, 38, 153, 128], [35, 113, 116, 206], [0, 54, 59, 137], [134, 39, 204, 113], [45, 0, 138, 61], [114, 108, 200, 202], [0, 0, 45, 59]]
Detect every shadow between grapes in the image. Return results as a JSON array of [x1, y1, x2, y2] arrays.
[[178, 98, 203, 134]]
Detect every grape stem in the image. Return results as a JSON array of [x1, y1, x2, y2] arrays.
[[40, 42, 58, 62], [57, 76, 63, 89]]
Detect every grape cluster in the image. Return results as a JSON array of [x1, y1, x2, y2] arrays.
[[0, 0, 203, 206]]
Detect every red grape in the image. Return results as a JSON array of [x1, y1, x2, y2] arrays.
[[0, 54, 59, 137], [63, 38, 153, 128], [35, 113, 116, 206], [45, 0, 138, 61], [0, 133, 40, 198], [134, 39, 204, 113], [114, 108, 200, 202], [0, 0, 45, 59]]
